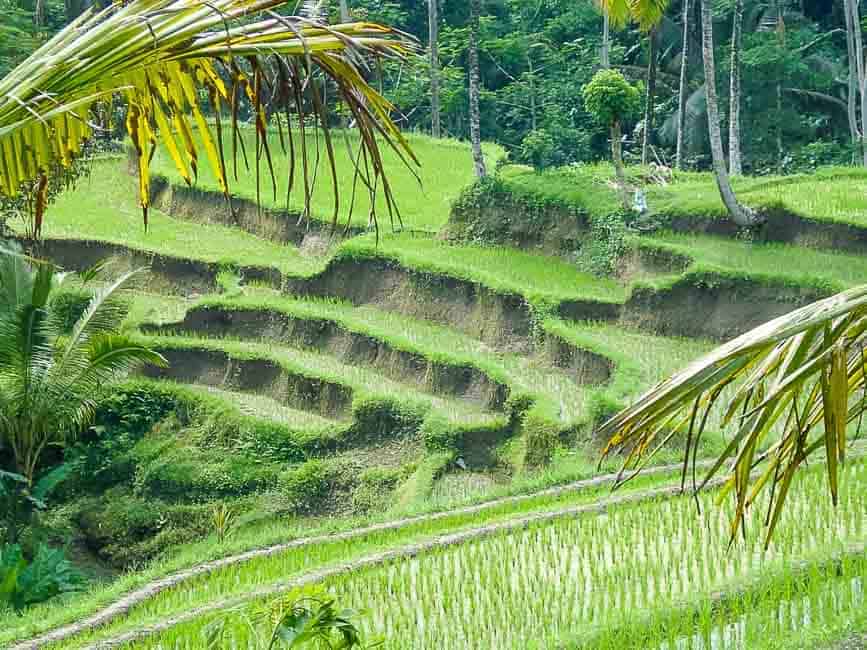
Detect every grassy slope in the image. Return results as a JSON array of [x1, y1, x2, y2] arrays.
[[22, 159, 324, 276], [501, 163, 867, 225], [186, 291, 590, 424], [151, 130, 505, 232], [342, 232, 626, 306]]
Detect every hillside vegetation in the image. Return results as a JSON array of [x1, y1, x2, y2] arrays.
[[3, 133, 867, 649]]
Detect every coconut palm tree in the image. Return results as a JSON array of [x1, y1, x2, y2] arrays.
[[699, 0, 757, 226], [0, 246, 166, 489], [429, 0, 442, 138], [0, 0, 418, 238], [675, 0, 690, 169], [598, 285, 867, 547], [469, 0, 487, 179]]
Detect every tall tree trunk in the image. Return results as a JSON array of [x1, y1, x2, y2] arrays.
[[611, 120, 629, 208], [676, 0, 690, 170], [429, 0, 442, 138], [846, 0, 867, 166], [844, 0, 861, 152], [845, 0, 861, 150], [775, 0, 785, 172], [700, 0, 756, 226], [729, 0, 743, 175], [338, 0, 350, 21], [602, 11, 611, 68], [642, 27, 658, 165], [469, 0, 487, 178]]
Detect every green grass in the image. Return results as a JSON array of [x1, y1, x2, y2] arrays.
[[139, 332, 500, 427], [342, 231, 627, 308], [642, 232, 867, 290], [25, 158, 325, 277], [181, 290, 591, 424], [501, 162, 867, 227], [151, 130, 505, 232]]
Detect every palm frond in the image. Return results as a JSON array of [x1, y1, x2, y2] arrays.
[[0, 0, 419, 236], [599, 285, 867, 547]]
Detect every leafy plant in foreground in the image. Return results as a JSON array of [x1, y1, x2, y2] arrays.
[[0, 0, 417, 236], [204, 586, 380, 649], [0, 244, 166, 497], [0, 543, 83, 613]]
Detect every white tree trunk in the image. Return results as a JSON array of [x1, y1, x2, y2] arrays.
[[701, 0, 756, 226], [844, 0, 861, 150], [676, 0, 690, 170], [602, 11, 610, 68], [642, 27, 658, 165], [469, 0, 487, 178], [729, 0, 743, 176], [338, 0, 349, 22], [429, 0, 442, 138], [611, 120, 629, 208]]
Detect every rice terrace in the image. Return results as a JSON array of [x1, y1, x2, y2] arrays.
[[1, 1, 867, 649]]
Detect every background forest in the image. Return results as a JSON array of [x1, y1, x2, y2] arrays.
[[1, 0, 855, 175]]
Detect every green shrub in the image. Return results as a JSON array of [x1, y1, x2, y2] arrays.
[[278, 460, 333, 514], [421, 415, 463, 454], [522, 411, 560, 469], [581, 70, 641, 128], [351, 397, 426, 443], [74, 491, 211, 567], [577, 213, 630, 277], [351, 467, 406, 514], [132, 440, 277, 501]]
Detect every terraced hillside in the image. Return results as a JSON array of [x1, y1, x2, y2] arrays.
[[4, 138, 867, 648]]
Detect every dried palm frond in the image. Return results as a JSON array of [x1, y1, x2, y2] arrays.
[[599, 285, 867, 547], [0, 0, 419, 237]]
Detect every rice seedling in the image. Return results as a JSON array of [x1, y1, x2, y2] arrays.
[[56, 458, 865, 649], [35, 466, 706, 649]]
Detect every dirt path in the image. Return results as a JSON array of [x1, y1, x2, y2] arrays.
[[9, 461, 702, 650]]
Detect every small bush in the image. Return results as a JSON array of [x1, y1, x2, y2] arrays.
[[522, 412, 560, 469], [278, 460, 333, 514], [577, 213, 630, 277], [421, 415, 463, 454], [582, 70, 641, 127]]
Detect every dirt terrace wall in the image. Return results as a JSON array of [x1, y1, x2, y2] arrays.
[[288, 256, 537, 354], [21, 237, 281, 296], [142, 347, 353, 418], [150, 176, 364, 248], [623, 275, 830, 340], [148, 306, 511, 410], [661, 209, 867, 255], [448, 186, 588, 255]]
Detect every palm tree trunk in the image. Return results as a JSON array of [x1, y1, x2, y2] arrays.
[[844, 0, 861, 152], [602, 11, 611, 68], [469, 0, 487, 178], [729, 0, 743, 176], [611, 120, 629, 208], [846, 0, 867, 166], [700, 0, 755, 227], [676, 0, 690, 170], [642, 27, 658, 165], [338, 0, 350, 21], [429, 0, 442, 138]]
